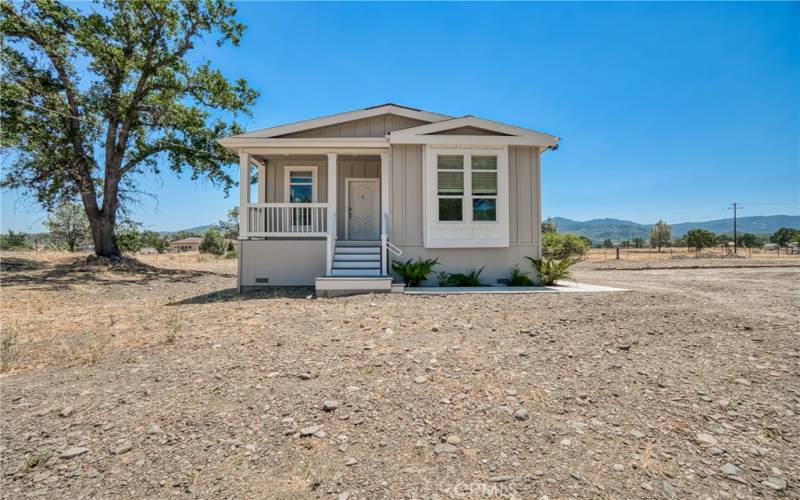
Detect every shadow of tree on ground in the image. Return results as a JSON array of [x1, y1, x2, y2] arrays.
[[1, 255, 234, 291], [171, 286, 314, 305]]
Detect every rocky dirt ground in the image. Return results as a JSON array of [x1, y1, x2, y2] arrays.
[[1, 252, 798, 499]]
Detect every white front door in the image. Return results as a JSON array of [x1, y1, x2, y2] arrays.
[[347, 179, 380, 240]]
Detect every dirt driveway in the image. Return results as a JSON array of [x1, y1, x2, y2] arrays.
[[1, 252, 798, 498]]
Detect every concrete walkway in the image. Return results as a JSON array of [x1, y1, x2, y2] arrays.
[[404, 280, 627, 295]]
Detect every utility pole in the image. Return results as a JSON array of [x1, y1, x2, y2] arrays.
[[728, 202, 743, 254]]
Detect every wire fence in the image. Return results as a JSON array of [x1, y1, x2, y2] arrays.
[[585, 247, 799, 261]]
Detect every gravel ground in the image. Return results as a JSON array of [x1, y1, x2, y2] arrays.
[[1, 253, 798, 499]]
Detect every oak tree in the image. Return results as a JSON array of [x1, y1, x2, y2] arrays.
[[1, 0, 257, 258]]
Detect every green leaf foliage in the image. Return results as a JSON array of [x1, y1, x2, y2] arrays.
[[0, 230, 29, 250], [43, 201, 89, 251], [542, 232, 589, 259], [526, 256, 578, 286], [199, 227, 226, 256], [686, 228, 717, 255], [770, 227, 800, 246], [438, 267, 485, 287], [391, 257, 439, 287], [1, 0, 258, 256], [508, 265, 534, 286]]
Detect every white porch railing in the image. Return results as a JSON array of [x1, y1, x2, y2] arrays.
[[245, 203, 328, 236]]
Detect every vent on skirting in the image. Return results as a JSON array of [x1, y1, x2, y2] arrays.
[[255, 277, 269, 284]]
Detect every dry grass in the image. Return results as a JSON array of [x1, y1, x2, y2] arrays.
[[585, 246, 797, 261], [1, 250, 798, 499]]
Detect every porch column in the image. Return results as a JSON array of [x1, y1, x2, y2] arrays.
[[239, 151, 251, 238], [256, 159, 267, 203], [327, 152, 337, 236], [380, 151, 390, 276], [379, 151, 390, 235]]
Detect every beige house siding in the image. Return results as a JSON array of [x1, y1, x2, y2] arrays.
[[387, 144, 541, 284], [388, 144, 424, 247], [280, 114, 429, 138], [264, 157, 329, 203], [240, 239, 325, 287]]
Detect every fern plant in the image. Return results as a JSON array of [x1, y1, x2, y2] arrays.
[[508, 265, 534, 286], [439, 267, 485, 286], [525, 256, 578, 286], [391, 257, 439, 287]]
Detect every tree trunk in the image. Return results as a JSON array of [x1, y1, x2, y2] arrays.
[[88, 213, 120, 258]]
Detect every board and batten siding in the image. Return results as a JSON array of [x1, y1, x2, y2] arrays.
[[388, 144, 541, 284], [279, 114, 429, 138], [263, 157, 328, 203]]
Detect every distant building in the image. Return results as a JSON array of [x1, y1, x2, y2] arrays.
[[169, 237, 202, 252], [139, 247, 157, 254]]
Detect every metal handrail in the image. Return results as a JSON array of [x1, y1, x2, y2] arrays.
[[386, 239, 402, 256]]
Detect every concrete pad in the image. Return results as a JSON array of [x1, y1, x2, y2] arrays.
[[404, 280, 627, 295]]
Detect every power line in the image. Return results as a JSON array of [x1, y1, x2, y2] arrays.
[[3, 97, 235, 162]]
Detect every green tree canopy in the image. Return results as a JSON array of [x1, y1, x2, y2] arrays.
[[1, 0, 257, 258], [141, 230, 169, 253], [686, 228, 717, 256], [0, 230, 29, 250], [43, 201, 89, 251], [199, 227, 225, 255], [115, 222, 142, 254], [601, 238, 614, 249], [649, 220, 672, 252], [541, 217, 557, 234], [736, 233, 758, 248], [218, 206, 239, 239], [770, 227, 799, 246]]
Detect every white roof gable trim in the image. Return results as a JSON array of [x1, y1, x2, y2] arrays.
[[388, 116, 559, 147], [225, 104, 451, 141]]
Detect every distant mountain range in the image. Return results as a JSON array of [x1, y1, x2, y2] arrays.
[[551, 215, 800, 242], [168, 215, 799, 243]]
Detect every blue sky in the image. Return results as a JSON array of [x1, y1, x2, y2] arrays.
[[2, 1, 798, 232]]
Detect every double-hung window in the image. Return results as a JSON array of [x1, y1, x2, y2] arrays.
[[470, 155, 497, 221], [436, 153, 498, 222], [437, 155, 464, 221]]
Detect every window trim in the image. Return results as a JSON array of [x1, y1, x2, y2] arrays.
[[283, 165, 318, 203], [424, 145, 509, 248]]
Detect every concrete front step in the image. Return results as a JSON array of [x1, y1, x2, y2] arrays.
[[333, 261, 381, 269], [335, 247, 380, 254], [315, 276, 393, 297], [336, 240, 380, 247], [330, 269, 382, 277], [334, 253, 380, 261]]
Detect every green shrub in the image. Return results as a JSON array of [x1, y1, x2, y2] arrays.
[[224, 249, 237, 259], [508, 265, 534, 286], [542, 232, 588, 259], [199, 228, 226, 256], [526, 256, 578, 286], [391, 257, 439, 287], [438, 267, 485, 287]]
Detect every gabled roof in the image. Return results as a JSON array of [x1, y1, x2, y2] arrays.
[[388, 116, 559, 147], [219, 104, 559, 150], [229, 103, 452, 140]]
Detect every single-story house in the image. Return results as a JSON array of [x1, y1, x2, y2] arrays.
[[219, 103, 559, 294], [169, 237, 202, 252]]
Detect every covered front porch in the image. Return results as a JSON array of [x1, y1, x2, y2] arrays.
[[237, 146, 394, 278]]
